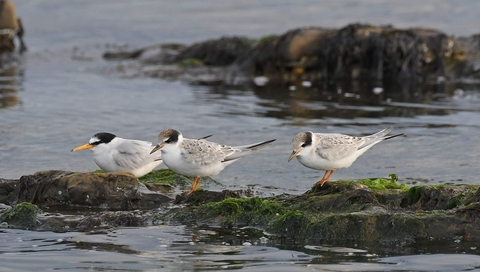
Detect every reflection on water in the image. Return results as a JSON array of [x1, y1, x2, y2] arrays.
[[197, 79, 480, 121], [0, 66, 22, 109], [0, 226, 479, 271]]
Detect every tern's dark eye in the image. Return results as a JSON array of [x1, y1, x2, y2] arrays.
[[301, 143, 307, 148], [90, 141, 101, 146], [165, 138, 172, 144]]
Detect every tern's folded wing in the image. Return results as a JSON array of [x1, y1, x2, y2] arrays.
[[180, 139, 230, 166], [316, 134, 364, 161], [114, 140, 159, 168]]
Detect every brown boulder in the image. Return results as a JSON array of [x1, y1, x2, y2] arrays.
[[11, 170, 172, 211]]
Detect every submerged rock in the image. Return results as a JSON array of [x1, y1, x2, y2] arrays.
[[0, 202, 40, 229], [102, 23, 480, 85]]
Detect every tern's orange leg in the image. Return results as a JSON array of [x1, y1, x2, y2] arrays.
[[188, 177, 201, 195], [315, 170, 336, 186], [322, 170, 335, 185], [315, 170, 331, 186]]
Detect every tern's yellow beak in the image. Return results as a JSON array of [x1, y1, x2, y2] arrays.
[[150, 143, 164, 154], [288, 150, 300, 162], [71, 143, 94, 152]]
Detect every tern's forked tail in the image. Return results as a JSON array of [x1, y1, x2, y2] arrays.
[[224, 139, 276, 162]]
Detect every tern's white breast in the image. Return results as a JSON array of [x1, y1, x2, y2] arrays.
[[297, 149, 364, 171]]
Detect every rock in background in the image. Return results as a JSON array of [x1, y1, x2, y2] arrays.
[[102, 24, 480, 85]]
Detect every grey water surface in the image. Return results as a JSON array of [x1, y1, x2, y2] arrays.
[[1, 0, 480, 271]]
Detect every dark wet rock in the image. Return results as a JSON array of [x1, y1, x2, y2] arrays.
[[102, 23, 480, 85], [0, 178, 17, 204], [400, 184, 477, 210], [1, 204, 153, 231], [0, 202, 40, 229], [10, 170, 172, 211], [174, 189, 252, 206], [238, 25, 452, 83], [165, 179, 480, 244], [171, 36, 252, 66]]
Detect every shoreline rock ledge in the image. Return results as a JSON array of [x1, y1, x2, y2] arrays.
[[103, 23, 480, 85], [0, 170, 480, 245], [2, 170, 172, 211]]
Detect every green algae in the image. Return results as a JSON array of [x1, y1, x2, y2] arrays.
[[446, 189, 476, 209], [178, 58, 203, 67], [139, 169, 221, 189], [357, 177, 408, 190], [139, 169, 193, 187], [171, 197, 285, 228], [446, 195, 463, 209], [402, 185, 424, 206], [332, 176, 408, 191], [0, 202, 41, 229], [269, 210, 312, 237], [199, 197, 286, 228]]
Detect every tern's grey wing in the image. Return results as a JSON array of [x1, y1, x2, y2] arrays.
[[114, 140, 159, 168], [315, 133, 365, 161], [180, 139, 233, 166]]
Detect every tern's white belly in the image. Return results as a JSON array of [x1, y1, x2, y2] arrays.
[[92, 150, 162, 177], [297, 153, 358, 171]]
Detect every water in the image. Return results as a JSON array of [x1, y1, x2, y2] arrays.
[[1, 227, 480, 271], [1, 0, 480, 270]]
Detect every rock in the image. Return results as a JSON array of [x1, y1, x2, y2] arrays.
[[165, 179, 480, 244], [10, 170, 172, 211], [0, 178, 17, 204], [1, 172, 480, 245], [238, 24, 451, 82], [0, 1, 26, 53], [174, 189, 252, 206], [172, 36, 253, 66], [103, 43, 187, 64], [0, 202, 41, 229], [102, 23, 480, 85], [400, 184, 477, 210]]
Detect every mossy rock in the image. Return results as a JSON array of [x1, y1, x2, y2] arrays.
[[171, 196, 286, 228], [0, 202, 41, 229], [268, 210, 312, 239], [139, 169, 222, 189], [401, 184, 477, 210], [333, 176, 408, 191]]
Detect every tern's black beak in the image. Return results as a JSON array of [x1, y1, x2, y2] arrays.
[[288, 150, 300, 162], [150, 144, 163, 154]]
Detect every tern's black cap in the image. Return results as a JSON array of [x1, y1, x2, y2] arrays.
[[90, 132, 116, 145]]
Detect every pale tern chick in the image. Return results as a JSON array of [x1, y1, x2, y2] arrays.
[[288, 127, 404, 186], [150, 129, 276, 194], [71, 132, 163, 177]]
